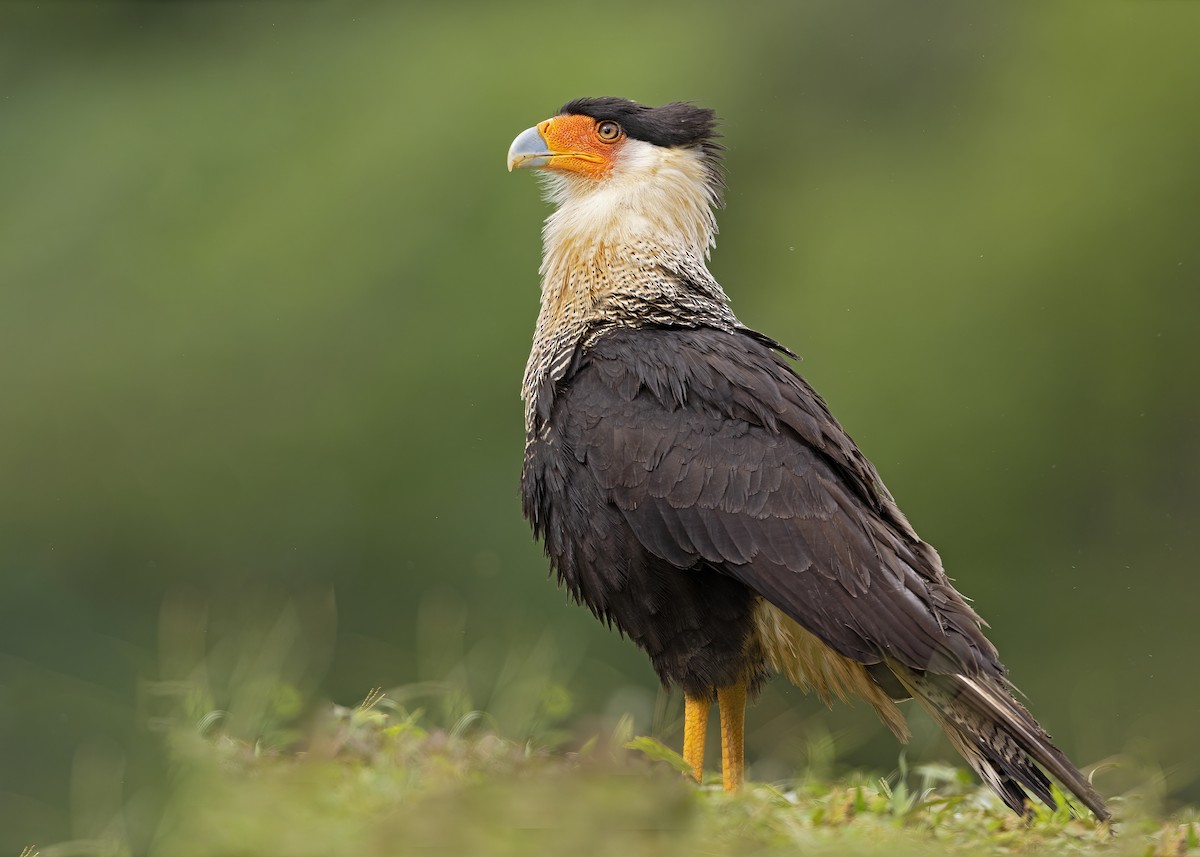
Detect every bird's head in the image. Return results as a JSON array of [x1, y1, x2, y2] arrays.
[[508, 98, 724, 253]]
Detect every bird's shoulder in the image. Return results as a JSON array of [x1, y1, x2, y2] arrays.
[[547, 324, 897, 525]]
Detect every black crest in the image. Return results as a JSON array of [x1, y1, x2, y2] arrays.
[[560, 97, 720, 149], [559, 97, 725, 198]]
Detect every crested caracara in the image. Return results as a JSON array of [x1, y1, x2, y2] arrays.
[[507, 96, 1109, 822]]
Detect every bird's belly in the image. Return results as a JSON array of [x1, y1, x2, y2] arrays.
[[521, 447, 764, 694], [599, 555, 767, 697]]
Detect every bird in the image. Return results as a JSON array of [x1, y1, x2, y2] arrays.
[[506, 96, 1109, 822]]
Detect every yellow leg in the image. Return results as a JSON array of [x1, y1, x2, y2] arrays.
[[717, 677, 748, 792], [683, 694, 711, 783]]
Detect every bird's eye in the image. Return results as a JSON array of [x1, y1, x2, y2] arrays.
[[596, 121, 622, 142]]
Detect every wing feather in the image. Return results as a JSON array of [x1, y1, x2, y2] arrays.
[[561, 326, 1001, 677]]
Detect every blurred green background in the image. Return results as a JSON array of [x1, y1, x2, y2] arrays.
[[1, 0, 1198, 848]]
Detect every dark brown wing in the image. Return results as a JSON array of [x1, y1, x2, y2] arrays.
[[554, 325, 1002, 679], [529, 323, 1109, 820]]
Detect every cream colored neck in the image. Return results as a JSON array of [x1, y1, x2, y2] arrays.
[[521, 143, 732, 431]]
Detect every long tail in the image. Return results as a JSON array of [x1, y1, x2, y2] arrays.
[[892, 664, 1110, 822]]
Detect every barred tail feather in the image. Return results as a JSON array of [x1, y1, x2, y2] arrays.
[[893, 665, 1111, 822]]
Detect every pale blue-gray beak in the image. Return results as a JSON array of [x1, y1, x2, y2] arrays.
[[507, 125, 554, 172]]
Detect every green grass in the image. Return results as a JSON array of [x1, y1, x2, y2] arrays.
[[36, 689, 1197, 857]]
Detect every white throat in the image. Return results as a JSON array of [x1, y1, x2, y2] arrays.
[[538, 139, 719, 274]]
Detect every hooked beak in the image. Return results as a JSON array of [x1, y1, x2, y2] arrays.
[[507, 125, 554, 172]]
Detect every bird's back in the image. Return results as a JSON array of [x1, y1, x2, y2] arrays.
[[522, 322, 1108, 821], [522, 321, 990, 677]]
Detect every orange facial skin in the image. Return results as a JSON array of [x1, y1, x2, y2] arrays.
[[536, 114, 625, 179]]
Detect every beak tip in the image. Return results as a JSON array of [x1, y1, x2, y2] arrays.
[[507, 124, 553, 173]]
